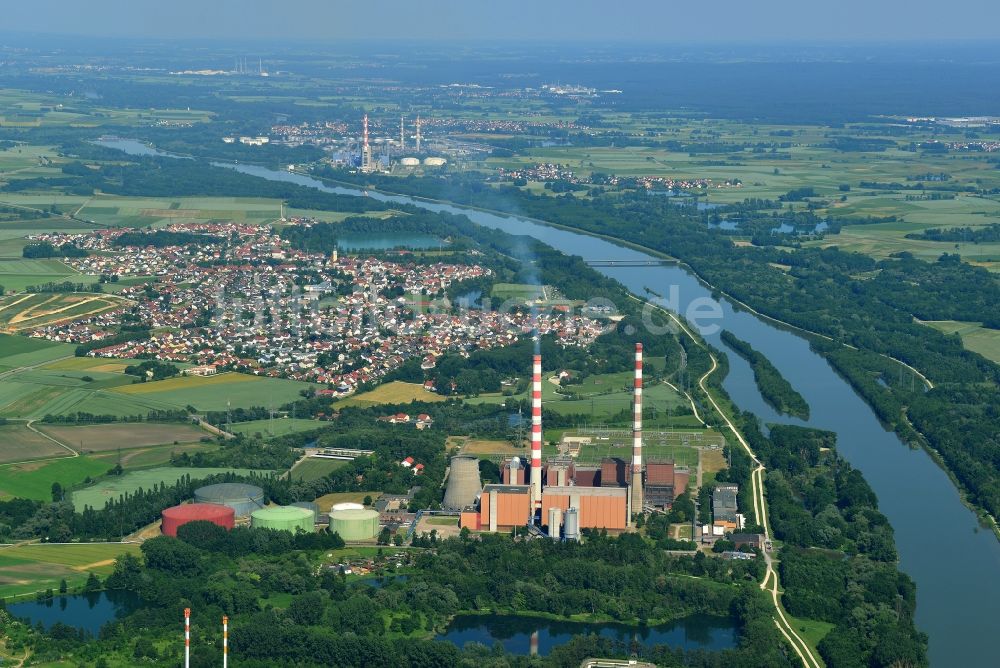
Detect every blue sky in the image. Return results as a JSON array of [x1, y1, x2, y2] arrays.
[[2, 0, 998, 41]]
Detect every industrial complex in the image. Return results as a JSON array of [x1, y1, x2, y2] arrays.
[[457, 345, 693, 537], [155, 345, 708, 548]]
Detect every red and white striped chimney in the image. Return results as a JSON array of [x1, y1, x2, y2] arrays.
[[631, 343, 644, 515], [223, 615, 229, 668], [184, 607, 191, 668], [530, 354, 543, 511]]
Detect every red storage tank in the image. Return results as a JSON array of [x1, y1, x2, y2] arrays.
[[161, 503, 235, 537]]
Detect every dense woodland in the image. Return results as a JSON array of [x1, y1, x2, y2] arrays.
[[720, 331, 810, 419]]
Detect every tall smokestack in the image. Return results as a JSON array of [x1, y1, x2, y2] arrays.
[[530, 354, 543, 513], [416, 115, 422, 153], [223, 615, 228, 668], [184, 607, 191, 668], [400, 116, 405, 151], [363, 114, 369, 150], [631, 343, 644, 515]]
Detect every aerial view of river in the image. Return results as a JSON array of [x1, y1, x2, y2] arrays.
[[99, 139, 1000, 665]]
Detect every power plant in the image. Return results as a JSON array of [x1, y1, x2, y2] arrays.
[[444, 455, 483, 510], [459, 345, 689, 537]]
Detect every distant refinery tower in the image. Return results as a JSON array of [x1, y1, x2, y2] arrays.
[[416, 115, 422, 153], [400, 116, 405, 152], [361, 114, 374, 172], [530, 354, 543, 512], [631, 343, 644, 515]]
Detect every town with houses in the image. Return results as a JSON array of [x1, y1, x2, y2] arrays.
[[22, 223, 607, 396]]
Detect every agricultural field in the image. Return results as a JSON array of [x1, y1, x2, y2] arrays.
[[0, 365, 151, 419], [0, 292, 124, 332], [0, 88, 211, 129], [37, 423, 208, 453], [0, 333, 74, 367], [41, 357, 146, 373], [0, 542, 142, 600], [229, 417, 326, 438], [0, 423, 71, 464], [0, 257, 99, 293], [920, 320, 1000, 365], [110, 372, 316, 412], [338, 381, 445, 408], [288, 457, 347, 482], [0, 454, 118, 500], [70, 466, 267, 512], [74, 194, 282, 228]]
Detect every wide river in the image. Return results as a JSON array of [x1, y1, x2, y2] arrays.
[[100, 140, 1000, 665]]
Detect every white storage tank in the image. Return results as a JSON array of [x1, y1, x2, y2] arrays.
[[331, 502, 365, 512], [400, 157, 420, 167], [423, 157, 447, 167], [564, 507, 580, 541], [548, 507, 562, 540]]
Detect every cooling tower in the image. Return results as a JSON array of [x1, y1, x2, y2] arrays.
[[443, 455, 482, 510]]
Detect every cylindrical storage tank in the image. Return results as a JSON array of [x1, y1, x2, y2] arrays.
[[194, 483, 265, 518], [564, 507, 580, 541], [329, 508, 380, 540], [423, 157, 446, 166], [331, 502, 365, 512], [443, 456, 482, 510], [548, 507, 562, 540], [251, 506, 315, 533], [161, 503, 235, 537], [291, 501, 319, 516], [400, 157, 420, 166]]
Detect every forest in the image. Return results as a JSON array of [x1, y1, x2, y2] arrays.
[[720, 331, 810, 419]]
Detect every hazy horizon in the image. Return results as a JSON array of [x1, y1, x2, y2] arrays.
[[2, 0, 999, 42]]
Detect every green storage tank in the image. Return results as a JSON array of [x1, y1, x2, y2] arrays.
[[329, 508, 380, 540], [250, 505, 315, 533]]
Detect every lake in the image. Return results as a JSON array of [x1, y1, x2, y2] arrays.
[[437, 613, 737, 656], [7, 590, 142, 636]]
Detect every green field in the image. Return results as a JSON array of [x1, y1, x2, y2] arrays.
[[0, 542, 142, 599], [0, 454, 118, 500], [71, 466, 268, 511], [0, 333, 74, 367], [230, 418, 327, 438], [921, 320, 1000, 365], [110, 372, 316, 412], [289, 457, 348, 482], [490, 283, 546, 301]]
